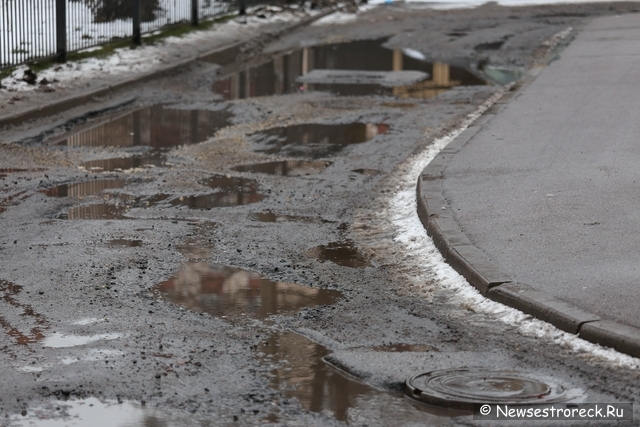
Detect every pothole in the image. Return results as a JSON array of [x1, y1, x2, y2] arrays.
[[155, 263, 341, 321], [406, 368, 582, 409], [304, 240, 371, 268], [249, 123, 390, 158], [212, 38, 487, 99], [351, 168, 382, 175], [231, 160, 331, 176], [56, 105, 232, 149]]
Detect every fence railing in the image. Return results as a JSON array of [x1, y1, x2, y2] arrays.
[[1, 0, 234, 69]]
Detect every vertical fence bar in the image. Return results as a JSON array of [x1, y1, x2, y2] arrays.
[[192, 0, 199, 26], [133, 0, 141, 45], [55, 0, 66, 62]]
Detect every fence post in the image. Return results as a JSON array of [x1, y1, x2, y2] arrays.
[[132, 0, 141, 45], [55, 0, 67, 62], [191, 0, 199, 26]]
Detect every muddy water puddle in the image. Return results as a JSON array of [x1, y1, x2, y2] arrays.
[[54, 105, 231, 172], [261, 331, 462, 424], [170, 175, 265, 209], [213, 38, 487, 99], [155, 263, 341, 320], [232, 160, 331, 176], [250, 123, 390, 158], [305, 240, 371, 268]]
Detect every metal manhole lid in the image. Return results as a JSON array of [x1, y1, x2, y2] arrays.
[[406, 368, 575, 409]]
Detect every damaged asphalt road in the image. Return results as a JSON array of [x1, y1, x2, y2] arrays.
[[1, 2, 640, 426]]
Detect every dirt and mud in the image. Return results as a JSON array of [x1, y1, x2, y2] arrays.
[[1, 2, 640, 426]]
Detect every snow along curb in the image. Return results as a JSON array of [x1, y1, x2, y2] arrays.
[[415, 70, 640, 360], [0, 9, 334, 130]]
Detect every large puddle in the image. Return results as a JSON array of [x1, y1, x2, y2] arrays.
[[212, 38, 487, 99], [249, 123, 390, 158], [56, 105, 232, 172], [155, 263, 341, 320]]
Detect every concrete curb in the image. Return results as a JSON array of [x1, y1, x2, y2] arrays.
[[0, 10, 333, 130], [416, 77, 640, 359]]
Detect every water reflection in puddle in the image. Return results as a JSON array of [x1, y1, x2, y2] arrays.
[[59, 203, 130, 220], [305, 240, 371, 268], [213, 38, 486, 99], [261, 331, 460, 425], [60, 194, 170, 220], [9, 397, 189, 427], [43, 179, 127, 198], [250, 123, 389, 158], [170, 175, 265, 209], [58, 105, 231, 149], [56, 105, 232, 172], [231, 160, 331, 176], [155, 263, 341, 320]]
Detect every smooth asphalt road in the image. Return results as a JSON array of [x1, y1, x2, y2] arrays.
[[442, 13, 640, 329]]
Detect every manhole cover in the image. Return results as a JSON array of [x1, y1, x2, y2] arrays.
[[406, 368, 575, 409]]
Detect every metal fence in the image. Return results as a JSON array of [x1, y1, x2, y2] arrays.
[[1, 0, 233, 69]]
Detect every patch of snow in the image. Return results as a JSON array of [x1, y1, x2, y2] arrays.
[[387, 89, 640, 370]]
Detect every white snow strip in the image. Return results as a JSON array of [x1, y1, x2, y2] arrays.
[[387, 92, 640, 370]]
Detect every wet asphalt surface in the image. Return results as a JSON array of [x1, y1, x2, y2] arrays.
[[1, 3, 640, 426]]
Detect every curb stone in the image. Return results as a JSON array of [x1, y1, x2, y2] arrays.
[[0, 9, 334, 131], [416, 71, 640, 360]]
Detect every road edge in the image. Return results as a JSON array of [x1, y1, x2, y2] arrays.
[[0, 9, 334, 130], [416, 70, 640, 360]]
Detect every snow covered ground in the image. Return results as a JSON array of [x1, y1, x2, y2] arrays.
[[0, 5, 310, 94]]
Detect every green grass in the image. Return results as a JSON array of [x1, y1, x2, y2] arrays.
[[0, 11, 237, 80]]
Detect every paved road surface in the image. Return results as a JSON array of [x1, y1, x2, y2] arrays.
[[443, 13, 640, 329]]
